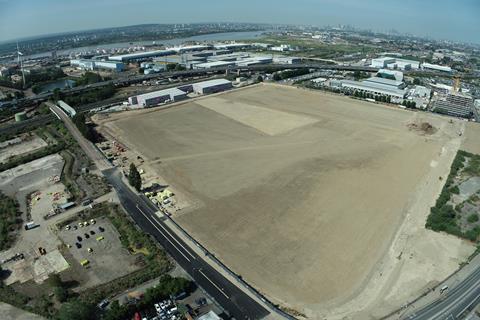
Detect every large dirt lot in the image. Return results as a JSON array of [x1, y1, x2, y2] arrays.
[[96, 85, 475, 318]]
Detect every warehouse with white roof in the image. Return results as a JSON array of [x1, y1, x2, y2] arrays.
[[192, 79, 232, 94], [129, 88, 187, 107], [109, 49, 176, 62]]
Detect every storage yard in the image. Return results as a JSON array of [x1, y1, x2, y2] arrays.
[[94, 84, 475, 318]]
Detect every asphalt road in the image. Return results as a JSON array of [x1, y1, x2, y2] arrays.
[[403, 264, 480, 320], [104, 168, 270, 320]]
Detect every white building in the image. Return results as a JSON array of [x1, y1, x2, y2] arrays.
[[129, 88, 187, 107], [194, 61, 235, 69], [371, 57, 420, 70], [108, 49, 176, 62], [377, 69, 403, 81], [273, 56, 302, 64], [270, 44, 292, 52], [422, 63, 452, 73], [363, 77, 405, 89], [70, 59, 124, 72], [192, 79, 232, 94], [213, 43, 251, 50], [371, 57, 396, 68], [340, 80, 406, 101]]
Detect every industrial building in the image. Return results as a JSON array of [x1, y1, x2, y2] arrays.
[[213, 43, 251, 50], [371, 57, 420, 70], [70, 59, 125, 72], [273, 56, 302, 64], [363, 77, 406, 89], [432, 92, 474, 117], [236, 57, 273, 67], [192, 79, 232, 94], [194, 61, 235, 69], [340, 79, 406, 101], [377, 69, 403, 81], [270, 44, 292, 52], [129, 88, 187, 107], [422, 63, 452, 73], [108, 49, 176, 62], [168, 45, 212, 53]]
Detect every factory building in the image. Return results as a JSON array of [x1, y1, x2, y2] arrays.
[[377, 69, 403, 81], [273, 56, 302, 64], [422, 63, 452, 73], [168, 45, 212, 53], [433, 92, 474, 118], [371, 57, 420, 70], [206, 53, 249, 62], [363, 77, 406, 89], [191, 49, 233, 58], [108, 49, 176, 62], [129, 88, 187, 107], [371, 57, 396, 68], [213, 43, 251, 50], [236, 57, 273, 67], [340, 80, 406, 101], [194, 61, 236, 69], [270, 44, 292, 52], [192, 79, 232, 95]]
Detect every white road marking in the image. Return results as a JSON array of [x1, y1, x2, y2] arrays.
[[136, 204, 191, 262], [199, 269, 229, 299], [148, 208, 196, 260]]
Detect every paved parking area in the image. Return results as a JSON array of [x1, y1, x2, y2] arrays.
[[56, 217, 141, 289]]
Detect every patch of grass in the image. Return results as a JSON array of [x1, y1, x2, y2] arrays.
[[426, 150, 480, 242], [0, 192, 23, 250]]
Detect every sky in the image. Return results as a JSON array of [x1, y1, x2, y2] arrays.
[[0, 0, 479, 44]]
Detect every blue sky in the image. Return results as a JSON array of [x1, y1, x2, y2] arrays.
[[0, 0, 479, 43]]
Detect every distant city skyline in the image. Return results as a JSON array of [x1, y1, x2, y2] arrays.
[[0, 0, 479, 44]]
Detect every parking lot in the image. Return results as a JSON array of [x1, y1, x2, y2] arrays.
[[56, 216, 141, 289]]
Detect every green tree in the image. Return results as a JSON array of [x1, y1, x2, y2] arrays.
[[413, 78, 421, 85], [54, 286, 68, 302], [273, 73, 281, 81], [56, 300, 96, 320], [47, 274, 63, 288], [468, 214, 479, 224], [128, 163, 142, 191], [257, 75, 263, 82]]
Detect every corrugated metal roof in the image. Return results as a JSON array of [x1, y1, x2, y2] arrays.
[[195, 61, 235, 68], [341, 80, 406, 97], [193, 79, 231, 89], [137, 88, 186, 101], [364, 77, 403, 87], [109, 49, 176, 61]]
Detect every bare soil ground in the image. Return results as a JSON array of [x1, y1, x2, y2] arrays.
[[95, 85, 475, 318], [0, 134, 47, 163]]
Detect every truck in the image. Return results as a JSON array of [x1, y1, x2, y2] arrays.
[[24, 221, 39, 230]]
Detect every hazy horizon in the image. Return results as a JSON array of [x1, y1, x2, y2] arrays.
[[0, 0, 479, 44]]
